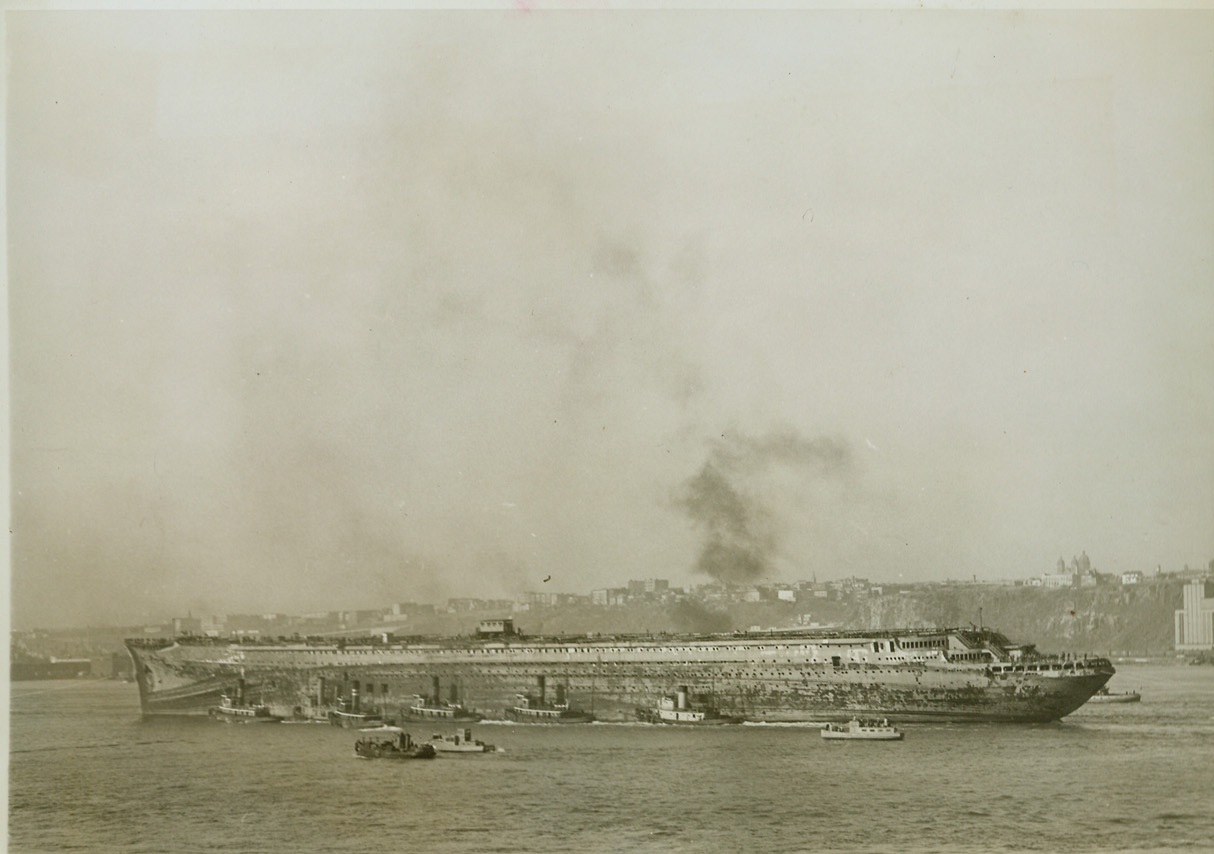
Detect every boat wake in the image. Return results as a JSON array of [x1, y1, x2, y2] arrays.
[[11, 738, 180, 754], [741, 721, 829, 729]]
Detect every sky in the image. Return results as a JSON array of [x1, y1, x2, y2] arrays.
[[6, 9, 1213, 629]]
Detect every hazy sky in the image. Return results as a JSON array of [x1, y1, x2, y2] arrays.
[[7, 9, 1213, 629]]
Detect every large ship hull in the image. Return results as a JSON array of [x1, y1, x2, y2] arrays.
[[125, 626, 1113, 724]]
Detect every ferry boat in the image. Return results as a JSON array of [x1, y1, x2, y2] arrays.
[[821, 718, 903, 741], [126, 619, 1114, 724], [505, 676, 596, 723], [636, 687, 741, 725], [430, 728, 497, 754], [1086, 686, 1141, 704], [353, 728, 436, 760]]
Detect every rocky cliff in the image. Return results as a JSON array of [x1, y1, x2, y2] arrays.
[[847, 581, 1185, 656], [465, 580, 1188, 657]]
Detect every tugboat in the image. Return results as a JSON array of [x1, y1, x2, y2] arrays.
[[354, 728, 436, 760], [402, 677, 482, 723], [821, 718, 903, 741], [209, 693, 283, 723], [1086, 686, 1142, 704], [208, 679, 283, 723], [506, 676, 596, 723], [636, 687, 741, 725], [328, 690, 385, 728], [430, 728, 497, 754]]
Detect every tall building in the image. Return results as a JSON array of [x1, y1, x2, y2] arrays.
[[627, 578, 669, 597], [1174, 579, 1214, 651]]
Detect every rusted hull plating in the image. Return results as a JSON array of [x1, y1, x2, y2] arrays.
[[126, 631, 1113, 724]]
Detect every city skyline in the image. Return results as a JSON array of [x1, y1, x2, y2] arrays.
[[8, 10, 1214, 630], [14, 554, 1211, 634]]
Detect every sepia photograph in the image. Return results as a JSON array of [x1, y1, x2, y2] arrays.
[[6, 4, 1213, 853]]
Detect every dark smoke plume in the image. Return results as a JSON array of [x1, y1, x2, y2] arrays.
[[677, 429, 851, 585]]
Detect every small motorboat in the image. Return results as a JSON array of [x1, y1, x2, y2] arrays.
[[821, 718, 903, 741], [1086, 686, 1141, 704]]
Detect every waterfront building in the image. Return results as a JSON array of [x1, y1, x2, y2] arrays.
[[11, 656, 93, 680], [1174, 579, 1214, 652]]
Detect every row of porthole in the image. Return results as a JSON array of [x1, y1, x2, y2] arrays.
[[245, 645, 892, 659], [327, 670, 917, 681]]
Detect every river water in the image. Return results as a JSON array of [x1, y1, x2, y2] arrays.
[[8, 664, 1214, 853]]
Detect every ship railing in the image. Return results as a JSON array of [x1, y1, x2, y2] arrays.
[[989, 656, 1114, 675], [939, 648, 1101, 667], [1020, 652, 1111, 666]]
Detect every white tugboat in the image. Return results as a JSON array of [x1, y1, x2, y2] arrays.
[[506, 676, 596, 723], [636, 687, 741, 725], [209, 692, 283, 723], [402, 677, 482, 722], [208, 678, 283, 723]]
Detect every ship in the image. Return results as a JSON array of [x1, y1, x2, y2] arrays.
[[125, 618, 1114, 724], [401, 677, 482, 723], [353, 729, 436, 760], [1086, 686, 1141, 704], [821, 718, 903, 741], [207, 676, 283, 722], [430, 728, 497, 754], [327, 690, 387, 727], [636, 686, 740, 725], [505, 676, 596, 723]]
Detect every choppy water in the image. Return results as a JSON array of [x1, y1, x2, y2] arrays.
[[8, 665, 1214, 853]]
